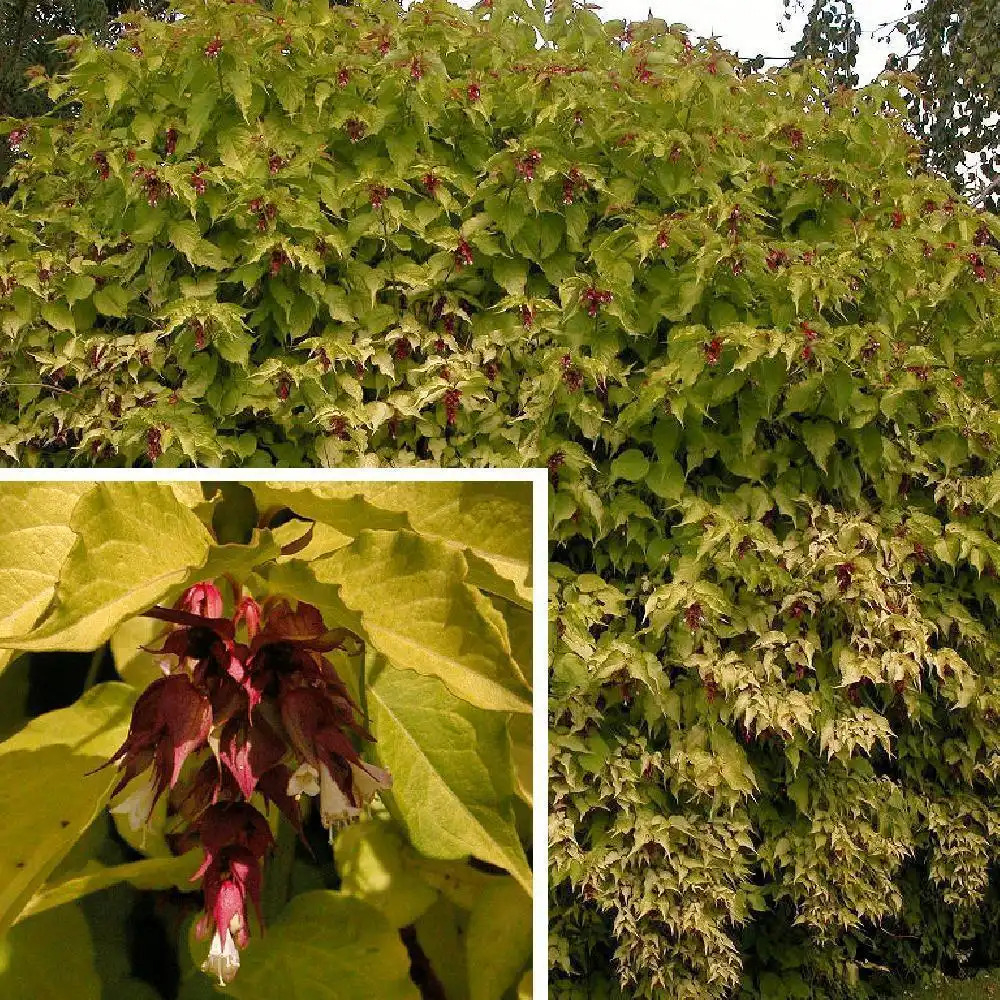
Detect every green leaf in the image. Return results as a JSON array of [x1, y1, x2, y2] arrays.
[[314, 531, 531, 713], [611, 448, 650, 482], [275, 522, 353, 563], [0, 484, 93, 660], [800, 419, 838, 472], [271, 71, 304, 115], [1, 484, 212, 651], [0, 682, 135, 936], [186, 88, 218, 143], [484, 191, 525, 242], [415, 897, 470, 1000], [63, 274, 96, 304], [40, 300, 75, 332], [288, 293, 318, 338], [250, 483, 411, 535], [105, 72, 127, 108], [492, 257, 529, 296], [0, 654, 29, 740], [92, 285, 130, 317], [353, 483, 533, 602], [646, 457, 685, 500], [226, 892, 419, 1000], [508, 713, 532, 806], [335, 815, 439, 929], [467, 878, 532, 1000], [168, 221, 228, 270], [0, 903, 101, 999], [260, 560, 365, 638], [385, 129, 420, 173], [18, 852, 201, 922], [194, 529, 285, 584], [109, 616, 164, 688], [214, 322, 253, 367], [257, 483, 533, 603], [369, 663, 532, 893], [225, 67, 254, 120]]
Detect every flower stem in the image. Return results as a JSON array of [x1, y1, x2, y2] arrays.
[[262, 815, 296, 923], [83, 644, 104, 692], [358, 648, 369, 736]]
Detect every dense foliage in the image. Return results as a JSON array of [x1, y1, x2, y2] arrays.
[[0, 480, 533, 999], [786, 0, 1000, 212], [4, 0, 1000, 995]]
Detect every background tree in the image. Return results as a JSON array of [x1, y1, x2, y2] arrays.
[[0, 0, 187, 186], [786, 0, 860, 89], [784, 0, 1000, 212], [1, 0, 107, 121]]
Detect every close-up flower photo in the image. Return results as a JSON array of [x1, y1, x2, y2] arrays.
[[0, 478, 536, 999]]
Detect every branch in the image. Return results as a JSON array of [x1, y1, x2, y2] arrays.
[[970, 177, 1000, 207]]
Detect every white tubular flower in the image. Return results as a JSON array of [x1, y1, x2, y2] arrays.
[[286, 761, 320, 798], [202, 929, 240, 986], [350, 760, 392, 807], [109, 771, 156, 840], [318, 762, 360, 830]]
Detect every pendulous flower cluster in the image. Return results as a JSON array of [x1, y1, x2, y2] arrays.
[[102, 581, 391, 984]]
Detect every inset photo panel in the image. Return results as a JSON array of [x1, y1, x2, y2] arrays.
[[0, 472, 545, 1000]]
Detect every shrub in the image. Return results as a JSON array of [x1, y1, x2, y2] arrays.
[[3, 0, 1000, 995]]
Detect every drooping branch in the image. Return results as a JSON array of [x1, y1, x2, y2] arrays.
[[970, 176, 1000, 208]]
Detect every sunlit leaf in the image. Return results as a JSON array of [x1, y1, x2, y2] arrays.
[[226, 892, 419, 1000], [19, 852, 200, 922], [0, 683, 135, 936], [1, 484, 212, 652], [315, 531, 530, 713], [0, 484, 94, 665], [369, 664, 531, 893]]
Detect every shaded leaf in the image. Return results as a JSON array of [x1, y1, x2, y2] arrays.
[[467, 878, 532, 1000]]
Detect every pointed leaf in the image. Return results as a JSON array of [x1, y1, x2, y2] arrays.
[[226, 892, 419, 1000], [314, 531, 531, 713], [370, 664, 532, 893], [18, 852, 201, 922], [0, 484, 93, 659], [0, 682, 136, 936], [2, 484, 212, 651]]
